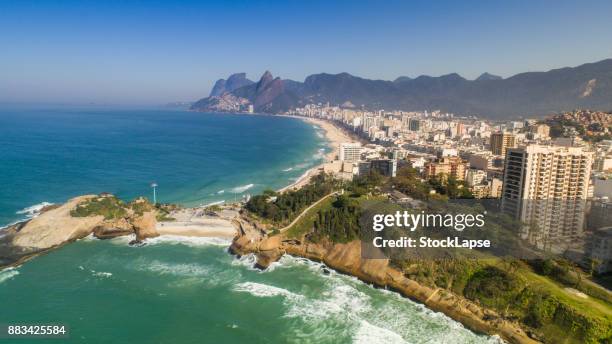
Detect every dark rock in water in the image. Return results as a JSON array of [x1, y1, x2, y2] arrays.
[[322, 267, 331, 275], [128, 239, 146, 247]]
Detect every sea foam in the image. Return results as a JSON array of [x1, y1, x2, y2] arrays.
[[16, 202, 54, 218], [230, 184, 254, 193], [0, 268, 19, 284]]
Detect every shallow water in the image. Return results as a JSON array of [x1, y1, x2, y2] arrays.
[[0, 238, 502, 343]]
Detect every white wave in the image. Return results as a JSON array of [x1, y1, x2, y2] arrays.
[[258, 255, 499, 343], [91, 270, 112, 278], [16, 202, 54, 218], [146, 260, 212, 277], [217, 190, 225, 194], [234, 282, 297, 298], [231, 254, 259, 270], [202, 200, 225, 208], [353, 320, 407, 344], [282, 167, 293, 172], [1, 201, 55, 230], [146, 235, 232, 247], [0, 268, 19, 284], [312, 151, 325, 160], [230, 183, 254, 193]]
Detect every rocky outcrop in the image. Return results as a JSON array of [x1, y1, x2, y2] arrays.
[[0, 194, 163, 268], [132, 211, 159, 241], [11, 195, 104, 250], [93, 218, 134, 239], [231, 232, 539, 344]]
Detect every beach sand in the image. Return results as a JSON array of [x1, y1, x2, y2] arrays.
[[157, 208, 238, 238], [277, 116, 359, 192]]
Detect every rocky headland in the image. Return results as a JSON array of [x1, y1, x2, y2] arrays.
[[1, 194, 172, 268], [229, 230, 539, 344]]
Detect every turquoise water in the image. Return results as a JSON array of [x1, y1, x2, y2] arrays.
[[0, 107, 326, 226], [0, 107, 500, 343], [0, 237, 500, 343]]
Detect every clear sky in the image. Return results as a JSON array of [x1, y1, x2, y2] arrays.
[[1, 0, 611, 105]]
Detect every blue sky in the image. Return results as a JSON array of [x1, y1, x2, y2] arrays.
[[1, 0, 611, 105]]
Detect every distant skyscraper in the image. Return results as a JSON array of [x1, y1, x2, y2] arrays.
[[339, 143, 362, 162], [490, 132, 515, 156], [501, 145, 593, 251], [409, 119, 421, 132]]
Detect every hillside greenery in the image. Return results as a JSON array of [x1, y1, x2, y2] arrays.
[[247, 167, 612, 343]]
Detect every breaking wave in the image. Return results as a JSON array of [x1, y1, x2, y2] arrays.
[[229, 184, 254, 193], [16, 201, 54, 218], [0, 268, 19, 284]]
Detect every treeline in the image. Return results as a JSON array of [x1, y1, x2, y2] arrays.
[[310, 195, 361, 243], [245, 173, 335, 223]]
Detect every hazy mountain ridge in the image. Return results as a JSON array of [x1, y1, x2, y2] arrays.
[[209, 73, 254, 97], [191, 58, 612, 118]]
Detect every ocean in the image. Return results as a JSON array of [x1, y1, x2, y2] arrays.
[[0, 107, 500, 343]]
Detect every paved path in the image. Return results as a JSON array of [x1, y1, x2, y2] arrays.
[[278, 191, 339, 233]]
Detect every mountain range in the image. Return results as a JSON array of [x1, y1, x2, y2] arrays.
[[191, 59, 612, 118]]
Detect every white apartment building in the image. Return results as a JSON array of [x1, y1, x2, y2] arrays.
[[339, 142, 362, 162], [501, 145, 593, 251]]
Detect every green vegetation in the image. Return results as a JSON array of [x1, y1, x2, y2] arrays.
[[155, 207, 175, 222], [128, 197, 155, 216], [310, 194, 361, 243], [70, 195, 127, 220], [245, 173, 336, 224], [246, 167, 612, 343]]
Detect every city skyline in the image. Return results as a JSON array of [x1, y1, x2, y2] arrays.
[[1, 0, 612, 105]]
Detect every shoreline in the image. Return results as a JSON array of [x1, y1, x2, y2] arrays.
[[277, 115, 359, 193]]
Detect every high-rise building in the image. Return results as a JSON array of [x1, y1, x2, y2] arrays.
[[490, 132, 515, 156], [501, 145, 593, 250], [370, 159, 397, 177], [339, 143, 362, 162], [408, 119, 422, 132]]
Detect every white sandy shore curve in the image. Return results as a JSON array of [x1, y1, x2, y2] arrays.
[[277, 116, 358, 192]]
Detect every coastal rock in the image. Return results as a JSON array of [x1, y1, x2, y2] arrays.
[[229, 235, 258, 255], [324, 241, 361, 274], [359, 258, 389, 285], [11, 195, 104, 250], [132, 211, 159, 241], [255, 249, 282, 270], [258, 235, 281, 251], [232, 230, 539, 344], [93, 218, 134, 239]]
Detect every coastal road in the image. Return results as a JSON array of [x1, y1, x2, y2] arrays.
[[278, 191, 339, 233]]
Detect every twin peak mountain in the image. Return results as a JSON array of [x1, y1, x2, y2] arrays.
[[190, 59, 612, 118]]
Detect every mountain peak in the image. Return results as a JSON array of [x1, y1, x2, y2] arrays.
[[257, 71, 274, 92], [209, 73, 253, 97], [476, 72, 502, 81], [394, 76, 412, 83]]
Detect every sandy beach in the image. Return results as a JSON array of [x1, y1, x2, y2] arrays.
[[277, 116, 359, 192], [157, 207, 239, 238]]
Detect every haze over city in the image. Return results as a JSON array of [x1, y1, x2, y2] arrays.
[[1, 0, 612, 105]]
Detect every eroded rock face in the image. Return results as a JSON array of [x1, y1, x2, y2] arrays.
[[93, 218, 134, 239], [132, 211, 159, 241], [259, 235, 281, 251], [11, 195, 104, 250], [233, 232, 538, 344]]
